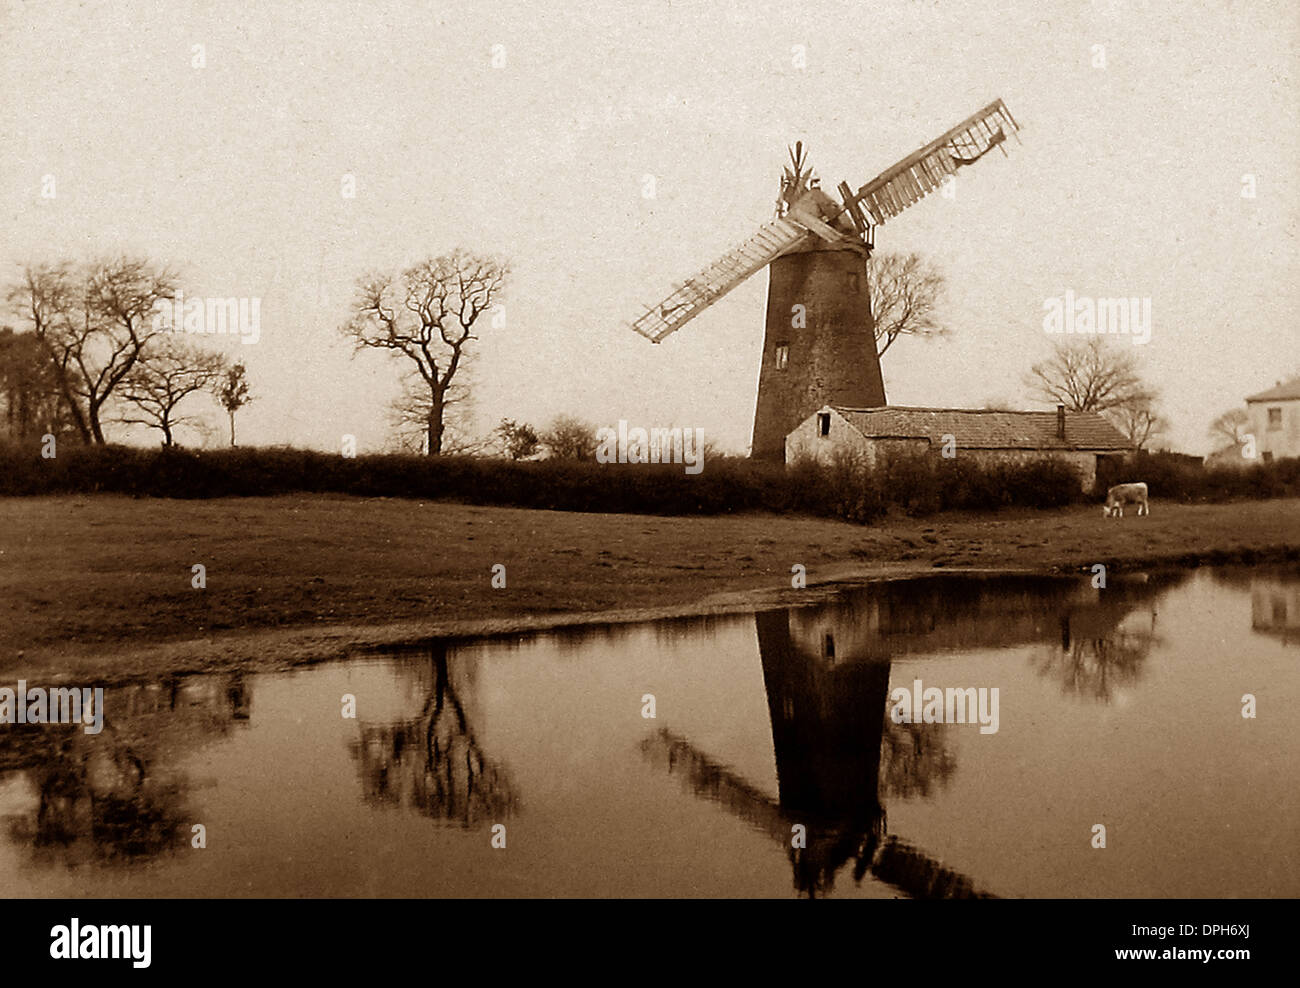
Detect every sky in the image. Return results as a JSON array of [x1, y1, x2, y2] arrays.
[[2, 0, 1297, 455]]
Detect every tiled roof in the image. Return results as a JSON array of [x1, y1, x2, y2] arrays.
[[1246, 379, 1300, 402], [829, 405, 1132, 451]]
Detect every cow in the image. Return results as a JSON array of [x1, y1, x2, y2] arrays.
[[1103, 482, 1149, 517]]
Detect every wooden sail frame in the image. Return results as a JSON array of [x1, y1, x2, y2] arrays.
[[626, 216, 812, 343], [842, 98, 1020, 228]]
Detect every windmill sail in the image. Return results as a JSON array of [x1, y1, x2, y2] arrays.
[[846, 98, 1019, 228], [626, 98, 1019, 345], [627, 215, 810, 343], [640, 727, 996, 899]]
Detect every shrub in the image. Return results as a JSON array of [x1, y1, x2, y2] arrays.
[[1095, 450, 1300, 503], [3, 439, 1293, 523]]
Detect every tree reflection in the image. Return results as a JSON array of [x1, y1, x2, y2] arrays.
[[1029, 572, 1187, 702], [879, 717, 956, 799], [349, 643, 518, 826], [1046, 631, 1149, 701], [2, 672, 250, 866], [14, 734, 191, 863]]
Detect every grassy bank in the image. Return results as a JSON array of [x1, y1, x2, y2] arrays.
[[3, 494, 1297, 680]]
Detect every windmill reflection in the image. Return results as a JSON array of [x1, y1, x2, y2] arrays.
[[349, 643, 518, 826], [1, 672, 251, 866], [760, 608, 971, 897], [644, 603, 982, 899], [642, 573, 1191, 897]]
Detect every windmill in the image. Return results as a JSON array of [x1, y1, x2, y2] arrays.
[[626, 99, 1020, 461]]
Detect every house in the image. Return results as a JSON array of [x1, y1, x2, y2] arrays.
[[1251, 575, 1299, 647], [786, 404, 1132, 491], [1245, 378, 1300, 461]]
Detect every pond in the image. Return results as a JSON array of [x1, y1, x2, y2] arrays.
[[2, 566, 1296, 898]]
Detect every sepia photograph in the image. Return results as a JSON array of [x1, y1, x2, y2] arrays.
[[0, 0, 1294, 970]]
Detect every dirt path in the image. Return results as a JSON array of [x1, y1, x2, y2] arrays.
[[2, 494, 1296, 681]]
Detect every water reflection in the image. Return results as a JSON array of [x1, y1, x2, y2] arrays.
[[644, 604, 981, 898], [1250, 576, 1300, 646], [1030, 571, 1187, 702], [1207, 565, 1300, 646], [1, 566, 1294, 897], [1, 674, 250, 866], [642, 571, 1192, 897], [349, 643, 519, 826]]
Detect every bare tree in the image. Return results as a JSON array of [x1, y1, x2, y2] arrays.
[[343, 249, 508, 455], [1025, 336, 1153, 413], [1105, 395, 1169, 451], [7, 263, 91, 442], [7, 258, 179, 443], [387, 370, 487, 455], [868, 251, 948, 358], [118, 338, 228, 447], [216, 363, 253, 446], [540, 414, 598, 460], [1208, 408, 1249, 448]]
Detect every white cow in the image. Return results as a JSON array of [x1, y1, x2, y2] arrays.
[[1103, 482, 1149, 517]]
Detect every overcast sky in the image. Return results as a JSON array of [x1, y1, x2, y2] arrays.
[[3, 0, 1296, 454]]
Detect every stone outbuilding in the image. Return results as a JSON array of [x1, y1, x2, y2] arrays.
[[786, 404, 1132, 491]]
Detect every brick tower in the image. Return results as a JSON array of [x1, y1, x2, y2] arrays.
[[750, 235, 885, 462]]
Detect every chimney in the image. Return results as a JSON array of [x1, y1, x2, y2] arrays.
[[1056, 404, 1066, 440]]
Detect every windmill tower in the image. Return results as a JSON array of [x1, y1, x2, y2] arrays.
[[627, 99, 1020, 461]]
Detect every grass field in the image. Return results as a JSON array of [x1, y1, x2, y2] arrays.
[[2, 494, 1297, 680]]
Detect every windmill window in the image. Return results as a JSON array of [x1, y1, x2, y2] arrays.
[[775, 344, 789, 370], [817, 412, 831, 437], [1267, 407, 1282, 430], [846, 272, 861, 293], [824, 633, 836, 660]]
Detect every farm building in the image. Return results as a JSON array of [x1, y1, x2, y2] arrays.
[[1245, 379, 1300, 461], [786, 404, 1132, 491]]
